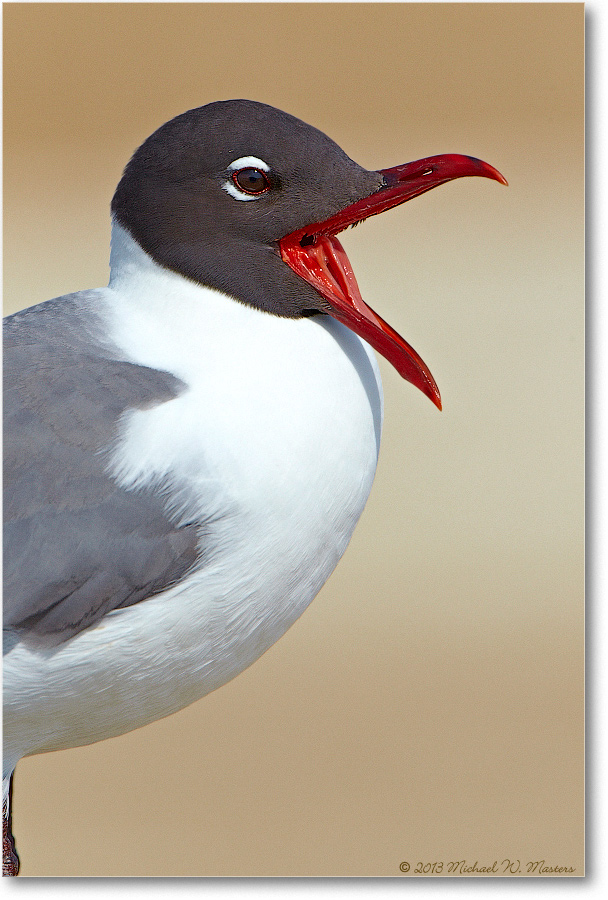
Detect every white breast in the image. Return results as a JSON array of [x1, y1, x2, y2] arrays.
[[3, 225, 383, 767]]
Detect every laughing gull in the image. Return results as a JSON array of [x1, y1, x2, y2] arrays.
[[3, 99, 506, 875]]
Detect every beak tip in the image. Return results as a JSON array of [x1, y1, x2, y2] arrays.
[[422, 381, 442, 411], [485, 162, 508, 187]]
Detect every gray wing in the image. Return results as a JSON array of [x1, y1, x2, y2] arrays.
[[3, 293, 202, 647]]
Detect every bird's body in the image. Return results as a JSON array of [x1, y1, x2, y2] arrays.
[[4, 222, 382, 770], [3, 99, 505, 874]]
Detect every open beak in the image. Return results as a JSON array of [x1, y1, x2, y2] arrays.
[[279, 154, 507, 410]]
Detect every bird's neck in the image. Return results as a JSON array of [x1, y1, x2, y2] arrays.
[[109, 219, 167, 288]]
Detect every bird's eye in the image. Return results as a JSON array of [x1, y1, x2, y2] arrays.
[[232, 168, 270, 195]]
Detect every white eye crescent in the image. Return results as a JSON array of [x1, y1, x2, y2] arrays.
[[223, 156, 271, 201]]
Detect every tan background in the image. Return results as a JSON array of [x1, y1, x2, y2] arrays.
[[3, 2, 584, 877]]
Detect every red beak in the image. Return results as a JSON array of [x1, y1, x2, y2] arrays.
[[279, 154, 507, 410]]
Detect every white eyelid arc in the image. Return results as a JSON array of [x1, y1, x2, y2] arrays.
[[227, 156, 270, 173], [223, 156, 271, 201]]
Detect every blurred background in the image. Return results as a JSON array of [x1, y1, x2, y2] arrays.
[[3, 2, 584, 877]]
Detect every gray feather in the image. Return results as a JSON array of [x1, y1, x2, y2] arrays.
[[3, 292, 204, 647]]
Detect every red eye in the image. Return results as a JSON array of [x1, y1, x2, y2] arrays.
[[232, 167, 270, 195]]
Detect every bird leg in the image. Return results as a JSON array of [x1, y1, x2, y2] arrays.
[[3, 774, 19, 876]]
